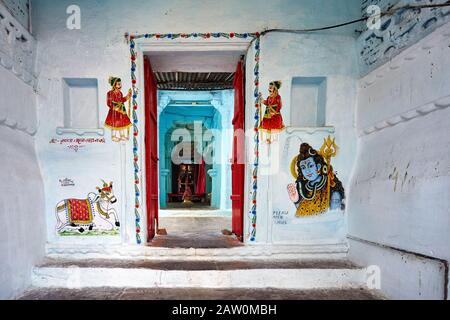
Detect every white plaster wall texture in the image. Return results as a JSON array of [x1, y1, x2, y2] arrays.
[[357, 24, 450, 134], [0, 70, 45, 299], [0, 0, 30, 30], [246, 32, 359, 244], [348, 24, 450, 299], [0, 63, 37, 133], [0, 2, 37, 89], [31, 0, 362, 245], [36, 69, 129, 245], [348, 238, 447, 299], [269, 129, 347, 245], [0, 0, 45, 299], [359, 0, 450, 75]]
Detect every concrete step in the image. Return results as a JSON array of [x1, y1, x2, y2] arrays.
[[19, 287, 384, 300], [45, 243, 349, 261], [31, 258, 370, 291]]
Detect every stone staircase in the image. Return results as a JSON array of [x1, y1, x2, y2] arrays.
[[16, 241, 385, 300], [31, 258, 366, 290], [20, 249, 384, 299]]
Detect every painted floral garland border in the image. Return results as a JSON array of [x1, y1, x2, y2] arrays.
[[129, 32, 261, 244]]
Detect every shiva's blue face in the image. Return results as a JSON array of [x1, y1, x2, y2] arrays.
[[299, 157, 321, 182]]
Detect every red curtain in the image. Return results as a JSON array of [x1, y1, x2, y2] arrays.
[[196, 158, 206, 194]]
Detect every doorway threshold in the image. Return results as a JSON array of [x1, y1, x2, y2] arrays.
[[153, 216, 238, 249], [159, 209, 232, 218]]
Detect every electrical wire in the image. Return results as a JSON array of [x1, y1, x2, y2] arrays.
[[261, 2, 450, 35], [243, 1, 450, 83]]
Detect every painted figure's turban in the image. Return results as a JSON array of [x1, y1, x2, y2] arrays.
[[270, 81, 282, 90], [109, 77, 121, 87]]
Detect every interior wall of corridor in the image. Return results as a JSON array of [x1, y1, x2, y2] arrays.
[[0, 71, 46, 299], [348, 24, 450, 300], [0, 2, 46, 299], [0, 41, 46, 299]]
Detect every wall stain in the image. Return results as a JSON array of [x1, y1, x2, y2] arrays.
[[389, 167, 399, 192], [401, 171, 408, 191], [389, 162, 415, 192], [401, 162, 411, 191]]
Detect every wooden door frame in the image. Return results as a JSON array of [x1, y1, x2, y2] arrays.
[[133, 38, 252, 244]]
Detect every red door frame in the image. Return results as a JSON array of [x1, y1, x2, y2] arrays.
[[144, 56, 159, 242], [231, 60, 245, 241]]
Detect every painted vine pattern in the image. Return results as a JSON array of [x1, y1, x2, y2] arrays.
[[129, 32, 261, 244]]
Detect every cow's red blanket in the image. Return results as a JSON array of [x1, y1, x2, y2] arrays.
[[66, 199, 93, 224]]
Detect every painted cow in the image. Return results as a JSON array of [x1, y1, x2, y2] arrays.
[[55, 181, 120, 234]]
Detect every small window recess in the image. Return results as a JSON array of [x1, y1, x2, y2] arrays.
[[56, 78, 104, 136], [289, 76, 334, 134]]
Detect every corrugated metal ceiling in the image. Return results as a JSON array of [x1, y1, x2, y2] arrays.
[[155, 72, 235, 91]]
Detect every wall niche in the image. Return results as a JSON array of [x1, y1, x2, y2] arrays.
[[290, 77, 327, 128], [57, 78, 104, 136]]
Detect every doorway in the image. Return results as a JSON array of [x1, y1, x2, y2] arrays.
[[143, 49, 246, 248]]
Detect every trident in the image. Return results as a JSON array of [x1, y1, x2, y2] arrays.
[[319, 136, 338, 210]]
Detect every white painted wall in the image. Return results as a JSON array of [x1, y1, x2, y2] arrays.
[[0, 1, 45, 299], [148, 51, 242, 73], [245, 32, 359, 244], [359, 0, 450, 75], [348, 24, 450, 300], [3, 0, 449, 300], [0, 67, 45, 299], [1, 0, 30, 31], [31, 0, 361, 246]]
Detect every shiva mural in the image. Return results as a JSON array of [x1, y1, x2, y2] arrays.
[[105, 76, 133, 142], [55, 181, 120, 236], [259, 81, 286, 144], [287, 137, 345, 217]]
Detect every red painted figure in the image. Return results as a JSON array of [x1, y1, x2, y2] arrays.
[[259, 81, 285, 143], [105, 77, 132, 142]]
